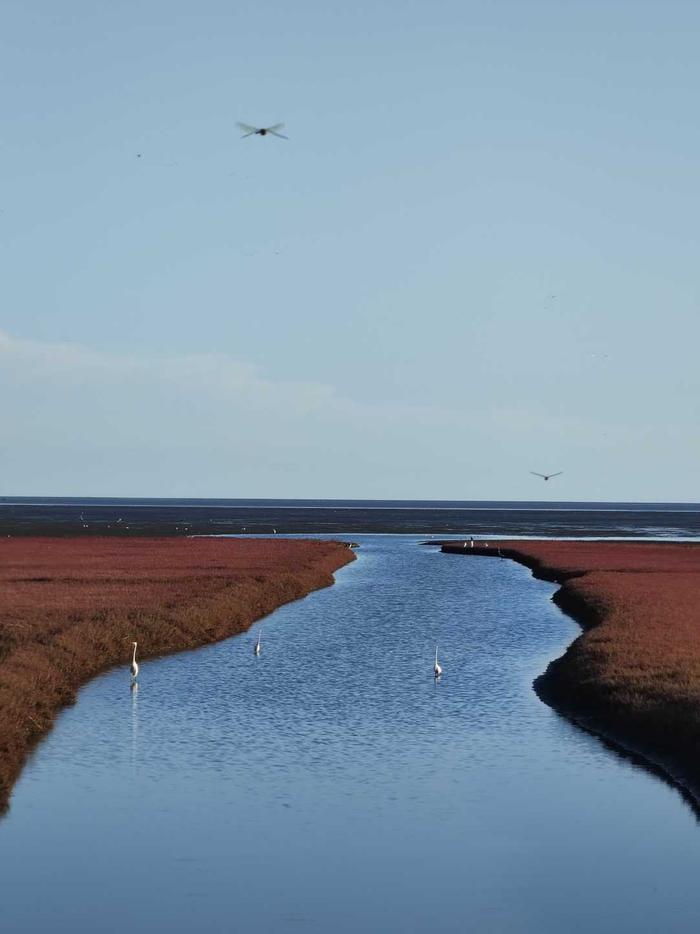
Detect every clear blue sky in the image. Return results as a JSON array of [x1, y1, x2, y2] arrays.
[[1, 0, 698, 500]]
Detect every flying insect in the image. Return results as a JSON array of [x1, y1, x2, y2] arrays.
[[237, 122, 288, 139]]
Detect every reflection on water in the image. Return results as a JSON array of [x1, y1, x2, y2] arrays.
[[130, 680, 139, 773], [3, 536, 700, 933]]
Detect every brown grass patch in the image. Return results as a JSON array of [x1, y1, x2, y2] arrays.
[[442, 540, 700, 800], [0, 536, 354, 812]]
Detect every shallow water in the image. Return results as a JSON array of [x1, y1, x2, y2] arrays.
[[4, 497, 700, 536], [3, 536, 700, 933]]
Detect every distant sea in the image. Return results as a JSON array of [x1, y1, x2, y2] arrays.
[[1, 498, 700, 538]]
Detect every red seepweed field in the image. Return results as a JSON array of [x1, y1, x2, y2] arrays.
[[0, 536, 354, 811], [442, 539, 700, 803]]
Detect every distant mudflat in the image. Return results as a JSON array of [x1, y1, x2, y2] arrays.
[[442, 539, 700, 804], [3, 497, 700, 537], [0, 536, 354, 812]]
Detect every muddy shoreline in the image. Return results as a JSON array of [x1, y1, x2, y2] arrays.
[[4, 500, 700, 538], [442, 540, 700, 806], [0, 536, 354, 813]]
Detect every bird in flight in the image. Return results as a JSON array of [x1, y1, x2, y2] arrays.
[[237, 122, 288, 139], [530, 471, 563, 481]]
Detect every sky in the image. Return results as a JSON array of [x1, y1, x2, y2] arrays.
[[1, 0, 699, 501]]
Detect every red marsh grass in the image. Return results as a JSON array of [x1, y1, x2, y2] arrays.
[[442, 540, 700, 802], [0, 536, 354, 812]]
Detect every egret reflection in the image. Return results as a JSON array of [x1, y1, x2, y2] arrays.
[[130, 679, 139, 771]]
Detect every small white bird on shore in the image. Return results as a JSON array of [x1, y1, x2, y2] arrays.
[[254, 630, 262, 656], [434, 646, 442, 679], [130, 641, 139, 681]]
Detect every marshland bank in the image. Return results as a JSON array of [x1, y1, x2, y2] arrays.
[[0, 536, 354, 812], [10, 534, 700, 933], [442, 539, 700, 803]]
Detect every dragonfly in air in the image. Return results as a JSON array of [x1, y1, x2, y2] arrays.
[[237, 122, 288, 139]]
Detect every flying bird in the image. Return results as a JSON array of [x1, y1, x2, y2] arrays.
[[530, 471, 563, 481], [237, 122, 288, 139]]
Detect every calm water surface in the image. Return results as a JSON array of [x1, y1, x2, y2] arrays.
[[4, 497, 700, 536], [3, 536, 700, 933]]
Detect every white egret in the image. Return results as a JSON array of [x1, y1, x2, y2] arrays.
[[130, 641, 139, 680], [434, 646, 443, 679], [254, 630, 262, 656]]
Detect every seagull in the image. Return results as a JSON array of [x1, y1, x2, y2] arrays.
[[237, 122, 288, 139], [530, 471, 563, 481]]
